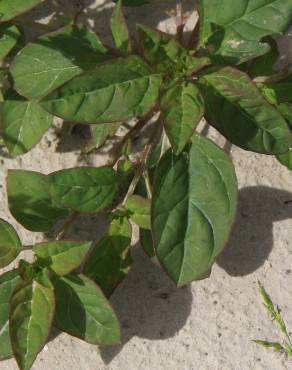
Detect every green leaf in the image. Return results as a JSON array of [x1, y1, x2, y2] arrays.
[[41, 56, 162, 124], [276, 103, 292, 128], [10, 25, 109, 100], [111, 0, 132, 54], [277, 148, 292, 170], [152, 135, 237, 285], [2, 90, 53, 156], [53, 274, 121, 344], [34, 240, 92, 276], [0, 23, 20, 61], [84, 217, 132, 297], [0, 270, 21, 360], [198, 0, 292, 64], [124, 195, 151, 229], [0, 0, 43, 22], [253, 340, 284, 351], [10, 277, 55, 370], [161, 82, 204, 154], [257, 75, 292, 104], [49, 167, 120, 213], [90, 122, 120, 149], [198, 66, 292, 154], [0, 219, 21, 268], [248, 37, 279, 78], [147, 131, 170, 168], [7, 170, 69, 232]]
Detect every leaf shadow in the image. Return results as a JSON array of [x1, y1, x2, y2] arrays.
[[99, 245, 193, 364], [217, 185, 292, 276]]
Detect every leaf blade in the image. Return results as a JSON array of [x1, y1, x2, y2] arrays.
[[0, 219, 21, 268]]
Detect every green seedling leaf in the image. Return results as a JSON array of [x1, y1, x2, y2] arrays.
[[34, 240, 92, 276], [152, 135, 237, 285], [0, 0, 44, 22], [117, 159, 134, 174], [253, 340, 284, 351], [10, 25, 110, 100], [198, 66, 292, 154], [41, 55, 162, 124], [10, 275, 55, 370], [111, 0, 132, 54], [124, 195, 151, 229], [147, 131, 170, 169], [0, 219, 21, 268], [90, 122, 120, 149], [198, 0, 292, 64], [0, 24, 20, 61], [2, 90, 53, 156], [161, 82, 204, 154], [0, 270, 21, 360], [248, 37, 279, 78], [53, 274, 121, 344], [7, 170, 69, 232], [84, 217, 132, 297], [49, 167, 120, 213], [18, 260, 41, 283]]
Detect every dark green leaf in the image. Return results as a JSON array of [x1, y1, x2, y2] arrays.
[[10, 25, 109, 99], [152, 135, 237, 285], [147, 131, 170, 168], [0, 219, 21, 268], [7, 170, 69, 232], [10, 276, 55, 370], [248, 37, 279, 78], [2, 90, 53, 156], [0, 0, 43, 22], [161, 82, 204, 154], [0, 270, 21, 360], [124, 195, 151, 229], [84, 217, 132, 297], [111, 0, 132, 54], [34, 240, 92, 276], [53, 274, 120, 344], [140, 228, 158, 264], [41, 56, 162, 124], [0, 23, 20, 61], [198, 0, 292, 64], [49, 167, 120, 213], [198, 66, 292, 154]]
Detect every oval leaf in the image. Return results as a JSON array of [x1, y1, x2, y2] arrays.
[[7, 170, 69, 232], [34, 240, 92, 276], [49, 167, 120, 213], [2, 90, 53, 156], [198, 0, 292, 64], [111, 0, 132, 54], [0, 0, 43, 22], [10, 25, 109, 99], [10, 277, 55, 370], [0, 24, 20, 61], [53, 274, 121, 344], [0, 270, 21, 360], [84, 217, 132, 297], [152, 135, 237, 285], [0, 219, 21, 268], [161, 82, 204, 154], [41, 56, 162, 124], [198, 66, 292, 154]]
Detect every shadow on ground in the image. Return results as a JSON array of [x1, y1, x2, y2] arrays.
[[217, 186, 292, 276], [100, 246, 193, 364]]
